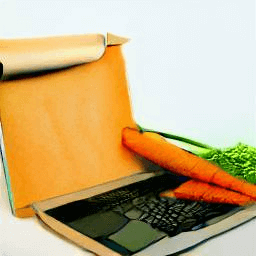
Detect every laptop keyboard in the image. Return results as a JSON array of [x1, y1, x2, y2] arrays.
[[110, 194, 234, 237], [133, 196, 228, 235], [46, 172, 239, 238]]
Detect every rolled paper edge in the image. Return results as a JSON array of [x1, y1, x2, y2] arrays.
[[0, 33, 107, 80]]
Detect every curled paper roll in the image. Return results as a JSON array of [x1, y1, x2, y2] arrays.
[[0, 33, 129, 80]]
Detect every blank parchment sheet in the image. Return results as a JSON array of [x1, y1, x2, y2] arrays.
[[1, 1, 256, 256]]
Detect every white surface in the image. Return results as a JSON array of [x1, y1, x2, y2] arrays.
[[0, 0, 256, 255]]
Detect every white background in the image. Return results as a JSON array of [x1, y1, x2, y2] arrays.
[[0, 0, 256, 255]]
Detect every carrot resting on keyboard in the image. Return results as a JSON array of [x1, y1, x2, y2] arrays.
[[122, 127, 256, 200], [161, 180, 254, 206]]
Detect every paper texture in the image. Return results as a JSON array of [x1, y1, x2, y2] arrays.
[[0, 44, 144, 217]]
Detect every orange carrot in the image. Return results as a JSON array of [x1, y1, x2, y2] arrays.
[[161, 180, 254, 206], [122, 127, 256, 199]]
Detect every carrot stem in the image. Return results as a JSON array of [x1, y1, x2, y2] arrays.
[[137, 125, 213, 150]]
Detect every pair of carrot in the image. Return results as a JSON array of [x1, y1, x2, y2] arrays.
[[122, 127, 256, 206]]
